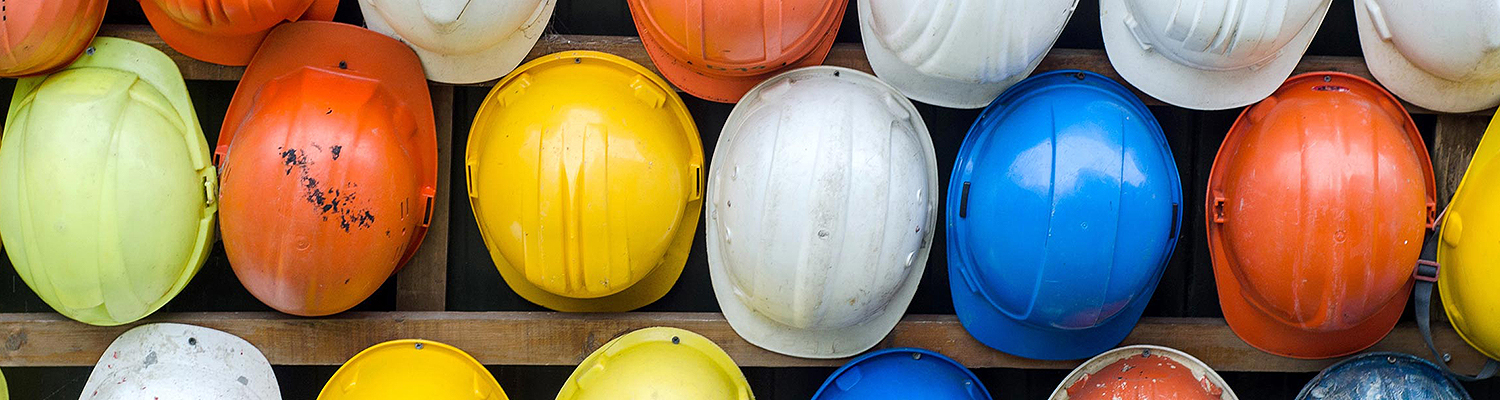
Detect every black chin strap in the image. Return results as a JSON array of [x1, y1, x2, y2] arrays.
[[1414, 229, 1500, 381]]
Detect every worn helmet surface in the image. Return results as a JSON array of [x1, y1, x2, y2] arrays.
[[1051, 345, 1236, 399], [139, 0, 338, 65], [1356, 0, 1500, 113], [360, 0, 557, 84], [81, 323, 279, 399], [557, 327, 753, 400], [0, 37, 217, 326], [0, 0, 107, 77], [1295, 353, 1471, 400]]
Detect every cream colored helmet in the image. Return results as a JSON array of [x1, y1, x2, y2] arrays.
[[858, 0, 1079, 108], [1101, 0, 1332, 110], [360, 0, 557, 84], [1355, 0, 1500, 113]]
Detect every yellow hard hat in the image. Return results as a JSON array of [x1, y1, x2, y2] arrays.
[[1, 367, 7, 400], [558, 327, 753, 400], [0, 36, 217, 326], [466, 51, 703, 312], [1438, 109, 1500, 361], [319, 339, 507, 400]]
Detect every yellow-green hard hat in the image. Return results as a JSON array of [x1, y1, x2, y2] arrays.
[[558, 327, 753, 400], [0, 36, 216, 326]]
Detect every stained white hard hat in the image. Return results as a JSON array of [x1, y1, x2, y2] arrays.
[[1355, 0, 1500, 113], [359, 0, 557, 84], [858, 0, 1079, 109], [1051, 345, 1238, 399], [80, 323, 278, 400], [707, 66, 937, 359], [1100, 0, 1331, 110]]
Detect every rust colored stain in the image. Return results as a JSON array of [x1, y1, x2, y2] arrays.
[[1065, 354, 1223, 399]]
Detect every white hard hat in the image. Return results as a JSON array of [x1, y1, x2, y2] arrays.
[[80, 323, 279, 400], [707, 66, 937, 359], [1355, 0, 1500, 113], [858, 0, 1079, 109], [1051, 345, 1238, 399], [1100, 0, 1331, 110], [359, 0, 556, 84]]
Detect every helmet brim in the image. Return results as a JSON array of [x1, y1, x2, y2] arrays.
[[1354, 0, 1500, 113], [359, 0, 556, 84]]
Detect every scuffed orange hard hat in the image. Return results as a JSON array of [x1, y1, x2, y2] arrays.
[[139, 0, 338, 66], [1206, 72, 1436, 359], [0, 0, 107, 77], [217, 21, 437, 316], [626, 0, 848, 103]]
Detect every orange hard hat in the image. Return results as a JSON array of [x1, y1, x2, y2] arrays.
[[1205, 72, 1436, 359], [216, 21, 437, 316], [626, 0, 848, 103], [0, 0, 107, 77], [139, 0, 338, 66]]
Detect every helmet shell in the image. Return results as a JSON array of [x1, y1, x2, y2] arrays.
[[1356, 0, 1500, 113], [858, 0, 1078, 108], [466, 51, 703, 312], [626, 0, 848, 103], [1101, 0, 1332, 110], [360, 0, 557, 84], [708, 66, 937, 359], [139, 0, 339, 66], [1438, 109, 1500, 360], [1051, 345, 1237, 399], [1295, 353, 1471, 400], [557, 327, 753, 400], [319, 340, 507, 400], [81, 323, 279, 399], [1206, 73, 1435, 359], [217, 21, 437, 316], [0, 37, 217, 326], [947, 70, 1182, 361], [813, 348, 990, 400], [0, 0, 107, 77]]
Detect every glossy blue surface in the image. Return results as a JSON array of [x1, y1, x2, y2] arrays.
[[811, 348, 991, 400], [946, 70, 1182, 361], [1297, 352, 1471, 400]]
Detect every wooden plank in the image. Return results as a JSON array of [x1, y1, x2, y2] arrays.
[[395, 84, 455, 311], [1432, 115, 1491, 209], [95, 25, 1472, 115], [0, 312, 1486, 373]]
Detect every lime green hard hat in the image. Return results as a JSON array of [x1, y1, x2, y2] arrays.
[[0, 36, 217, 326]]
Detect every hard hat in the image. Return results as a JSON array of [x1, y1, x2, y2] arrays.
[[1050, 345, 1237, 399], [557, 327, 753, 400], [947, 70, 1182, 361], [0, 37, 217, 326], [139, 0, 339, 66], [857, 0, 1078, 109], [0, 0, 107, 77], [217, 21, 437, 316], [319, 339, 507, 400], [1100, 0, 1333, 110], [626, 0, 849, 103], [80, 323, 279, 399], [0, 367, 6, 400], [707, 66, 936, 359], [1206, 72, 1435, 359], [1355, 0, 1500, 113], [812, 348, 990, 400], [359, 0, 558, 84], [1414, 108, 1500, 379], [1295, 353, 1471, 400], [466, 51, 702, 312]]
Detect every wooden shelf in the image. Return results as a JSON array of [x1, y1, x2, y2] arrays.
[[96, 25, 1467, 114], [0, 312, 1487, 373]]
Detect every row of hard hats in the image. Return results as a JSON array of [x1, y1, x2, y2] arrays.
[[1, 22, 437, 323], [9, 1, 1499, 112], [53, 322, 1474, 399]]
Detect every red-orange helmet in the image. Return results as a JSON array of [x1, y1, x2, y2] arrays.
[[217, 21, 436, 316], [138, 0, 338, 66], [1206, 72, 1436, 359], [626, 0, 848, 103], [0, 0, 107, 77]]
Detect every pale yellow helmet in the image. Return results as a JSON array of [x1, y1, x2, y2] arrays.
[[0, 36, 216, 326], [558, 327, 753, 400]]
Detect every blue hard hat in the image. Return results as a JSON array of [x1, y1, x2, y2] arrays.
[[1297, 352, 1471, 400], [812, 348, 991, 400], [945, 70, 1182, 361]]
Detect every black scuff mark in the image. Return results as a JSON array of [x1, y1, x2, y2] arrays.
[[280, 149, 306, 176], [330, 145, 342, 160], [279, 145, 378, 233]]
